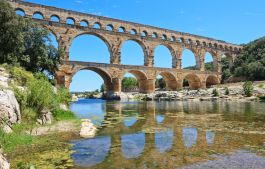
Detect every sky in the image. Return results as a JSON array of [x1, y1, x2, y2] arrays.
[[23, 0, 265, 92]]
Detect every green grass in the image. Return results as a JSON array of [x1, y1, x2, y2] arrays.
[[52, 109, 76, 121]]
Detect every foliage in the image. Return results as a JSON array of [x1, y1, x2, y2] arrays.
[[183, 79, 189, 87], [122, 77, 138, 90], [243, 81, 254, 97], [52, 109, 76, 121], [56, 87, 71, 105], [0, 0, 61, 76], [224, 87, 230, 95], [155, 78, 166, 89], [100, 84, 106, 93], [212, 89, 219, 97], [232, 37, 265, 81]]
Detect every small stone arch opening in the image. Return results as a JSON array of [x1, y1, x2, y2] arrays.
[[183, 74, 201, 90], [106, 24, 114, 31], [66, 17, 75, 25], [80, 20, 89, 27], [206, 75, 219, 88], [50, 15, 60, 22], [93, 22, 101, 29], [33, 11, 44, 19], [15, 8, 26, 16]]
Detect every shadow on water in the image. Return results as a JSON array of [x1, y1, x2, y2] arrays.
[[70, 99, 265, 169]]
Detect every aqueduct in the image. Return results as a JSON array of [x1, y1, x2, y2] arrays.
[[9, 0, 243, 96]]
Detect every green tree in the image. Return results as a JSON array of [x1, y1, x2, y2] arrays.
[[0, 0, 61, 76], [100, 84, 106, 93], [155, 78, 166, 89], [243, 81, 254, 97], [122, 77, 138, 90]]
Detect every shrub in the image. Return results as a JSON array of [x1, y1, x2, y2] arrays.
[[212, 89, 219, 97], [52, 109, 76, 121], [56, 87, 71, 105], [224, 87, 230, 95], [9, 67, 33, 86], [243, 81, 254, 97]]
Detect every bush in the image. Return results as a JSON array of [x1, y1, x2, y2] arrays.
[[212, 89, 219, 97], [224, 87, 230, 95], [52, 109, 76, 121], [56, 87, 71, 105], [243, 81, 254, 97]]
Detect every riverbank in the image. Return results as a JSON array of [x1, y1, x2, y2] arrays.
[[119, 81, 265, 102]]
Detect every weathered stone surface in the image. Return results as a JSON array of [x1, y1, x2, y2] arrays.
[[0, 150, 10, 169], [0, 89, 21, 133], [79, 119, 97, 138], [37, 108, 53, 125]]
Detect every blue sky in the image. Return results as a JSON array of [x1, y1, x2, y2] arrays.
[[25, 0, 265, 92]]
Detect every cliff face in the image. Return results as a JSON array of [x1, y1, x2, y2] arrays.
[[0, 67, 21, 133]]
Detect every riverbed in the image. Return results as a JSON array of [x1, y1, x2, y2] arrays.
[[69, 99, 265, 169]]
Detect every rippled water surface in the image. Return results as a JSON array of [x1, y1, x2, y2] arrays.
[[70, 99, 265, 169]]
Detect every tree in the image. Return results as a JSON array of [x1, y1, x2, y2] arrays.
[[122, 77, 138, 90], [155, 78, 166, 89], [0, 0, 61, 76], [100, 84, 106, 93]]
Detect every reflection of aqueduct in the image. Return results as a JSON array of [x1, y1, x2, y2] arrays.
[[9, 0, 243, 96], [71, 101, 265, 168]]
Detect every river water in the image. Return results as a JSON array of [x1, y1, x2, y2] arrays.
[[69, 99, 265, 169]]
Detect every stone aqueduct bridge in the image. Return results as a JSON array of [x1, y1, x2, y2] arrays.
[[9, 0, 243, 95]]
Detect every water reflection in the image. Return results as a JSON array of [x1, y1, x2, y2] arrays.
[[70, 99, 265, 168]]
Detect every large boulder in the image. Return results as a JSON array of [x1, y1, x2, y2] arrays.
[[0, 150, 10, 169], [79, 119, 97, 138], [0, 89, 21, 133], [37, 108, 53, 125]]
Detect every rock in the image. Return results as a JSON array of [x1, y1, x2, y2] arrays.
[[0, 151, 10, 169], [37, 108, 53, 125], [0, 89, 21, 133], [59, 103, 68, 111], [80, 119, 97, 138], [71, 94, 78, 102]]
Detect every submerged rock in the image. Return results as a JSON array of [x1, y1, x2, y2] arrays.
[[80, 119, 97, 138], [0, 150, 10, 169]]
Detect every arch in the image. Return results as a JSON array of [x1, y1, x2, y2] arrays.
[[118, 27, 126, 33], [66, 17, 75, 25], [161, 34, 167, 40], [33, 11, 44, 19], [130, 29, 137, 35], [152, 32, 158, 38], [69, 33, 111, 63], [105, 24, 114, 31], [93, 22, 101, 29], [183, 74, 201, 89], [181, 48, 197, 69], [71, 67, 113, 92], [156, 72, 179, 91], [15, 8, 25, 16], [141, 31, 148, 37], [154, 45, 174, 68], [50, 15, 60, 22], [204, 52, 214, 71], [196, 40, 201, 46], [206, 75, 219, 87], [120, 39, 147, 66], [80, 20, 89, 27], [170, 36, 176, 42], [122, 70, 150, 93]]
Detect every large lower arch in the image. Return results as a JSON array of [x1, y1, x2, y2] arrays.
[[120, 39, 147, 66], [157, 72, 180, 90], [183, 74, 202, 90], [69, 33, 111, 63], [206, 75, 219, 87], [71, 67, 113, 93], [123, 70, 154, 93]]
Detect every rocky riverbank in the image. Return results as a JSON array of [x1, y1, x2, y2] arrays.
[[0, 150, 9, 169], [120, 82, 265, 102]]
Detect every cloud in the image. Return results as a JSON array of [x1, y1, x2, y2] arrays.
[[75, 0, 83, 4]]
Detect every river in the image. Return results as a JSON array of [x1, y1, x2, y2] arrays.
[[69, 99, 265, 169]]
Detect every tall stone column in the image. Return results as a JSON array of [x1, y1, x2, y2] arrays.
[[110, 77, 121, 94], [172, 47, 183, 69], [144, 45, 155, 67], [139, 79, 155, 93], [213, 51, 222, 73], [110, 38, 123, 64], [194, 49, 206, 71]]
